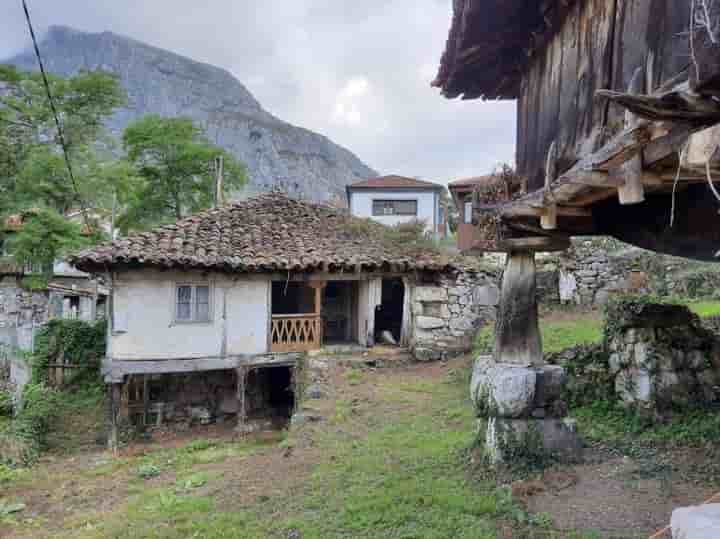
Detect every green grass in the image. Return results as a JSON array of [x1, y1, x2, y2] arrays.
[[474, 299, 720, 357], [53, 367, 590, 539], [475, 312, 604, 355], [686, 299, 720, 318], [574, 400, 720, 447]]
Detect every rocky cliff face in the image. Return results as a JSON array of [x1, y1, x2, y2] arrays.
[[5, 26, 377, 202]]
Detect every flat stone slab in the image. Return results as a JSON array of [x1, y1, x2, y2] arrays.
[[672, 504, 720, 539]]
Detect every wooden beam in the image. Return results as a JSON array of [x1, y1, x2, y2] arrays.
[[498, 236, 571, 252], [541, 141, 558, 230], [616, 67, 646, 205], [505, 204, 591, 218]]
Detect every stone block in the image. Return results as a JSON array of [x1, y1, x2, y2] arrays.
[[449, 317, 476, 332], [616, 369, 652, 404], [688, 350, 708, 370], [413, 347, 442, 362], [304, 384, 326, 400], [471, 361, 536, 418], [474, 285, 500, 306], [534, 365, 566, 407], [414, 287, 447, 302], [416, 316, 445, 330], [671, 504, 720, 539], [484, 417, 583, 465]]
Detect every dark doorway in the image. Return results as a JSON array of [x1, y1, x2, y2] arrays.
[[271, 282, 315, 314], [245, 366, 295, 428], [322, 281, 358, 344], [376, 278, 405, 344]]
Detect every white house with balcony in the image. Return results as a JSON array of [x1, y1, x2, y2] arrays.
[[346, 175, 447, 239]]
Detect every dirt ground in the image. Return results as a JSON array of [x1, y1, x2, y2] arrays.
[[2, 357, 717, 538], [519, 447, 718, 538]]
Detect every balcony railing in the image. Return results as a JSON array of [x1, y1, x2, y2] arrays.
[[270, 314, 322, 353]]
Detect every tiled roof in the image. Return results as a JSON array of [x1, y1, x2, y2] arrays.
[[348, 175, 444, 190], [69, 192, 456, 274], [449, 175, 495, 189]]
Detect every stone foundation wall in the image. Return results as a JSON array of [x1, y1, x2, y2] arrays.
[[482, 239, 720, 308], [128, 370, 239, 428], [0, 277, 50, 352], [608, 312, 720, 412], [410, 269, 499, 361]]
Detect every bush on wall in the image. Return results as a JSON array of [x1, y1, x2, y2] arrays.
[[31, 319, 106, 386]]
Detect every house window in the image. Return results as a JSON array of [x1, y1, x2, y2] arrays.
[[175, 284, 211, 323], [372, 199, 418, 216], [464, 201, 473, 224]]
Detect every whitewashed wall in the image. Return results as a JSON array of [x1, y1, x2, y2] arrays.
[[348, 189, 440, 234], [110, 269, 269, 361]]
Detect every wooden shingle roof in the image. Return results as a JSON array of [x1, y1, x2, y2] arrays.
[[69, 192, 456, 274]]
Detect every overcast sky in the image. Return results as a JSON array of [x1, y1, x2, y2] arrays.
[[1, 0, 516, 185]]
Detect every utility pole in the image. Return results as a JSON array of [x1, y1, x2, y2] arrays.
[[214, 155, 224, 208]]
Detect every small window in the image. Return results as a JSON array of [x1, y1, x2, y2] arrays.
[[464, 201, 473, 224], [372, 199, 418, 216], [175, 284, 212, 323]]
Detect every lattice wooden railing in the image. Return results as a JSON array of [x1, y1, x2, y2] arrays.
[[270, 315, 322, 352]]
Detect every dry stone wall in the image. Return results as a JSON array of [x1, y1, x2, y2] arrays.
[[607, 304, 720, 413], [410, 269, 499, 361]]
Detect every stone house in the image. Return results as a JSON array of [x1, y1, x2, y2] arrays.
[[71, 193, 497, 436], [346, 175, 447, 239]]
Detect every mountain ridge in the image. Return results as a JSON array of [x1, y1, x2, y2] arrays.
[[4, 25, 377, 202]]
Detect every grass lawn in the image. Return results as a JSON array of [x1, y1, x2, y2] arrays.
[[475, 299, 720, 356], [0, 361, 604, 539]]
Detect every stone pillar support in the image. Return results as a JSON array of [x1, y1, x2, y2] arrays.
[[494, 250, 543, 367]]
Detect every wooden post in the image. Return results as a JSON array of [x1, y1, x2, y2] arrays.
[[494, 251, 543, 366], [214, 155, 224, 208], [617, 67, 646, 205], [108, 382, 122, 453], [236, 366, 247, 433], [541, 141, 558, 230]]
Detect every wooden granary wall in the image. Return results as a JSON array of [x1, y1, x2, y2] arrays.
[[518, 0, 693, 190]]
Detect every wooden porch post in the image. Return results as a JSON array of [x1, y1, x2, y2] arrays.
[[236, 366, 247, 433], [108, 381, 123, 453], [494, 251, 543, 366]]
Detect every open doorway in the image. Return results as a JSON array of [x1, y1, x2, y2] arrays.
[[322, 281, 358, 345], [245, 365, 295, 429], [375, 278, 405, 344]]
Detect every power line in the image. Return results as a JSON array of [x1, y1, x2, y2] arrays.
[[21, 0, 91, 230]]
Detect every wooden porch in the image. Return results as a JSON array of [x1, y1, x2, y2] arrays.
[[270, 281, 325, 353]]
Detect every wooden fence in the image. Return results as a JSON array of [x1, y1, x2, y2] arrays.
[[270, 315, 322, 353]]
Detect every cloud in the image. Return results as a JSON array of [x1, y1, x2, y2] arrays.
[[0, 0, 516, 185]]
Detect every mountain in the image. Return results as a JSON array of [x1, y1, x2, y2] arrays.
[[5, 26, 377, 202]]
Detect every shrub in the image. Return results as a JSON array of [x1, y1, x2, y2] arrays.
[[31, 319, 106, 386], [0, 383, 60, 466], [0, 389, 12, 417]]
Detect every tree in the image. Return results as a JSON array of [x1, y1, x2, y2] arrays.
[[6, 209, 92, 281], [120, 115, 246, 230], [0, 65, 126, 270], [0, 65, 126, 215]]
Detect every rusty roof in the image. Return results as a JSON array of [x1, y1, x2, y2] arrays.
[[347, 175, 444, 190], [433, 0, 577, 100], [69, 192, 457, 274]]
